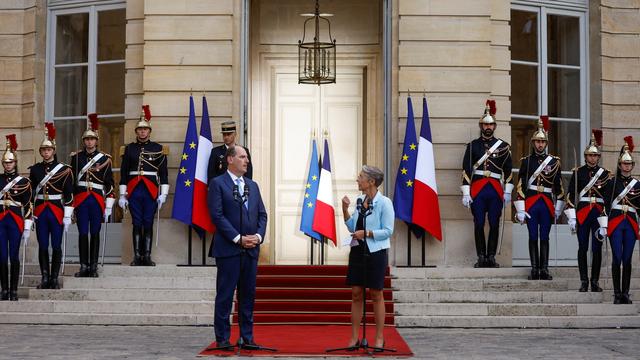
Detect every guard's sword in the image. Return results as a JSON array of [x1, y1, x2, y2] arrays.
[[101, 215, 109, 266], [61, 229, 67, 275], [155, 206, 160, 247], [20, 233, 27, 285]]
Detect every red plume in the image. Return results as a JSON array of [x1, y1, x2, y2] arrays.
[[624, 136, 634, 152], [142, 105, 151, 121], [6, 134, 17, 151], [486, 100, 496, 116], [88, 113, 99, 131], [592, 129, 602, 146], [45, 122, 56, 140], [540, 115, 549, 132]]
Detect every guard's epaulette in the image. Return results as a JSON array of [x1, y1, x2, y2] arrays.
[[103, 152, 112, 158], [119, 145, 125, 157], [162, 145, 170, 155], [69, 150, 79, 157], [571, 166, 579, 172], [520, 156, 527, 161]]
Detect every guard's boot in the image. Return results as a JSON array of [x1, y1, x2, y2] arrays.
[[130, 226, 143, 266], [36, 249, 50, 289], [473, 226, 487, 268], [486, 225, 500, 268], [89, 233, 100, 277], [527, 240, 539, 280], [590, 250, 603, 292], [612, 265, 622, 304], [74, 234, 90, 277], [143, 227, 155, 266], [9, 261, 19, 301], [49, 249, 62, 290], [539, 241, 553, 280], [0, 262, 8, 300], [621, 264, 633, 304], [577, 248, 589, 292]]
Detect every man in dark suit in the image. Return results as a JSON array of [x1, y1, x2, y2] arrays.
[[208, 145, 267, 349], [207, 121, 253, 181]]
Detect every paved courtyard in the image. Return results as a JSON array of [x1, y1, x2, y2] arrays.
[[0, 325, 638, 359]]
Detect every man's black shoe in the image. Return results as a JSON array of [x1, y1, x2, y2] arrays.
[[214, 340, 234, 351]]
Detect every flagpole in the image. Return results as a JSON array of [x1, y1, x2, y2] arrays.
[[310, 236, 314, 265], [421, 234, 426, 267], [187, 226, 193, 266], [406, 226, 412, 267]]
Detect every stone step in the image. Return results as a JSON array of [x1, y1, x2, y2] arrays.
[[395, 315, 640, 328], [100, 265, 217, 277], [393, 290, 609, 304], [0, 300, 213, 315], [0, 312, 214, 326], [28, 288, 216, 301], [393, 279, 570, 291], [392, 267, 640, 279], [20, 264, 80, 277], [394, 303, 638, 316], [62, 276, 216, 289]]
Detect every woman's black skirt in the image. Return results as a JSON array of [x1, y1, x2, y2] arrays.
[[346, 240, 388, 290]]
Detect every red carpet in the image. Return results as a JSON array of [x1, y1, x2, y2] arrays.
[[198, 325, 413, 357], [233, 265, 395, 325]]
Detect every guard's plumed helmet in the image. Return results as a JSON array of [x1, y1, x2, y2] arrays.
[[82, 113, 100, 140], [40, 122, 56, 150], [135, 105, 152, 130], [619, 136, 634, 164], [2, 134, 17, 163], [531, 115, 549, 142], [584, 129, 602, 156], [479, 100, 496, 124]]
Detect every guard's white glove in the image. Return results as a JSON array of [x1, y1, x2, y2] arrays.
[[514, 200, 527, 224], [564, 208, 576, 233], [118, 185, 128, 209], [22, 219, 33, 242], [157, 184, 169, 209], [63, 206, 74, 232], [461, 185, 473, 208], [104, 197, 115, 221], [554, 200, 565, 220], [503, 183, 514, 204], [597, 216, 608, 239]]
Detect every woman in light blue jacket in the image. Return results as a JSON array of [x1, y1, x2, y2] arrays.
[[342, 165, 394, 351]]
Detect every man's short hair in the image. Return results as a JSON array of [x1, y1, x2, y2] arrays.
[[226, 145, 238, 158]]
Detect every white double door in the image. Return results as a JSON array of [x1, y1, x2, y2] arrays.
[[272, 68, 364, 264]]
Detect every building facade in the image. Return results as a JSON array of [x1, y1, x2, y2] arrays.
[[0, 0, 638, 266]]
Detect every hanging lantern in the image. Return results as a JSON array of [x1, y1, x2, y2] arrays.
[[298, 0, 336, 85]]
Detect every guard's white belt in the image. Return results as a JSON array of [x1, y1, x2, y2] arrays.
[[77, 181, 104, 190], [612, 204, 637, 213], [473, 170, 502, 180], [0, 200, 21, 207], [36, 194, 62, 200], [129, 171, 157, 177], [528, 185, 552, 193], [579, 197, 604, 204]]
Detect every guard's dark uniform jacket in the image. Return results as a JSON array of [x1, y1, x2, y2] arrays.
[[462, 136, 513, 199], [0, 172, 32, 232], [567, 165, 610, 224], [604, 173, 640, 239], [70, 149, 114, 212], [207, 144, 253, 181], [29, 160, 74, 224], [517, 152, 564, 215], [119, 140, 168, 199]]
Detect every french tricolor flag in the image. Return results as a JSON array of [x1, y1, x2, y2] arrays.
[[412, 97, 442, 240], [312, 139, 337, 245], [192, 97, 216, 233]]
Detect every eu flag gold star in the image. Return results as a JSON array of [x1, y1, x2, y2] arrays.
[[180, 167, 186, 174], [189, 142, 196, 149], [312, 175, 317, 181], [184, 179, 192, 187], [409, 143, 417, 150], [307, 202, 313, 208], [306, 183, 311, 189], [401, 168, 408, 175], [305, 193, 310, 198], [182, 153, 188, 160], [406, 180, 413, 187], [402, 154, 409, 161]]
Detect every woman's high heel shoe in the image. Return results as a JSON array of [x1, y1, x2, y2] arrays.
[[373, 341, 385, 352], [347, 340, 360, 351]]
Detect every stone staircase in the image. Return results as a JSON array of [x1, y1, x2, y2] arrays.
[[392, 267, 640, 328], [1, 264, 639, 327]]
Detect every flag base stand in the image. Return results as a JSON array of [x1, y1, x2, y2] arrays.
[[177, 226, 216, 267]]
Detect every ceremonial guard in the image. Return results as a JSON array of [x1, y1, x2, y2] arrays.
[[603, 137, 639, 304], [29, 123, 74, 289], [514, 116, 565, 281], [461, 100, 513, 268], [0, 135, 32, 300], [70, 114, 115, 277], [207, 121, 253, 181], [564, 130, 610, 292], [118, 105, 169, 266]]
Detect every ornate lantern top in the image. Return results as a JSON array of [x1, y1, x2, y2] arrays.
[[298, 0, 336, 85]]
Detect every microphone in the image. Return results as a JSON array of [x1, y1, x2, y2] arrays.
[[243, 183, 249, 204], [356, 198, 363, 214], [233, 184, 240, 202]]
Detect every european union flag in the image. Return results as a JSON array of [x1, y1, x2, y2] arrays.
[[299, 139, 321, 241], [393, 97, 423, 236], [171, 96, 199, 225]]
